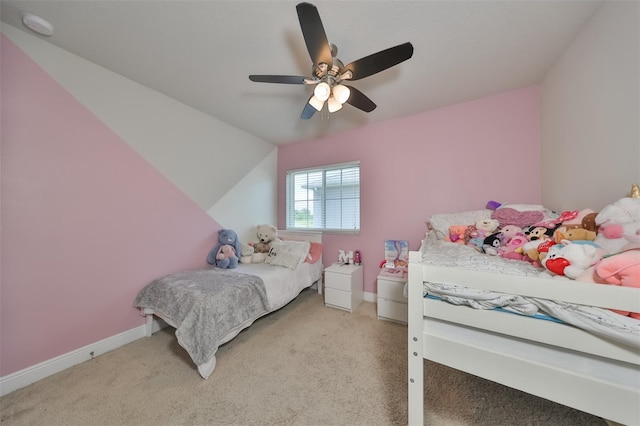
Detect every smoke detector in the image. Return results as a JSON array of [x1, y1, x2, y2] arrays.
[[21, 12, 54, 36]]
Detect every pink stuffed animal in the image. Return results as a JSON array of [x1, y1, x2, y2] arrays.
[[495, 225, 527, 260], [594, 248, 640, 319], [446, 225, 468, 244], [498, 234, 528, 260], [500, 225, 524, 242], [217, 244, 237, 260]]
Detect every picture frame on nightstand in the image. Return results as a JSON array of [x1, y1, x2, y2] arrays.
[[382, 239, 408, 280], [384, 239, 408, 269]]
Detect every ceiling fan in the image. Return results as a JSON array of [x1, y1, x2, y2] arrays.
[[249, 2, 414, 119]]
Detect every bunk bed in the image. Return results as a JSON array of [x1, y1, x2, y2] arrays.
[[407, 211, 640, 425]]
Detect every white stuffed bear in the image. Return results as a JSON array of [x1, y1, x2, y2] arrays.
[[251, 224, 278, 263], [594, 195, 640, 253], [540, 240, 601, 280], [240, 243, 254, 264]]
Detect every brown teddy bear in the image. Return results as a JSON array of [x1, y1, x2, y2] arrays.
[[562, 210, 600, 233], [554, 226, 597, 243]]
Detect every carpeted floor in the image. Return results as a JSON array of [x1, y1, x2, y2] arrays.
[[0, 288, 606, 425]]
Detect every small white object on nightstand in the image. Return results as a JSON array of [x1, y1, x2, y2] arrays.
[[377, 273, 408, 324], [324, 263, 363, 313]]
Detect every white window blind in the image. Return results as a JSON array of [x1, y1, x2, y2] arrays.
[[285, 162, 360, 233]]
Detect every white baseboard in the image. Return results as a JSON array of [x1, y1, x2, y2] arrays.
[[0, 319, 167, 397], [364, 291, 376, 303]]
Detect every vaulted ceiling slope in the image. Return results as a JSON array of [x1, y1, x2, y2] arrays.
[[0, 1, 602, 145]]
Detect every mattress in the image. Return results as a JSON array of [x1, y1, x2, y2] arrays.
[[419, 232, 542, 277], [418, 233, 640, 349], [235, 260, 323, 310]]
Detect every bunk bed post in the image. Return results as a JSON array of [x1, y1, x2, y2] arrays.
[[407, 251, 424, 426]]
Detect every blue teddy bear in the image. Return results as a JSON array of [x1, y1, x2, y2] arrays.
[[206, 229, 241, 269]]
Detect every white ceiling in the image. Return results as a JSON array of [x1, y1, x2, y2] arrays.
[[1, 0, 603, 145]]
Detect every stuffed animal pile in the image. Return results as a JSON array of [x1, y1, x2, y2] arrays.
[[206, 225, 280, 266], [465, 218, 500, 250], [441, 184, 640, 318]]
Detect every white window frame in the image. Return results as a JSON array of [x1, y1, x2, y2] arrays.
[[285, 161, 360, 234]]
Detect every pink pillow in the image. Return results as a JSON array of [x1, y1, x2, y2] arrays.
[[305, 242, 323, 264], [491, 208, 544, 229]]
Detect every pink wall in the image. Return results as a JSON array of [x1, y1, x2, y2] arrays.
[[278, 86, 542, 294], [1, 35, 221, 375]]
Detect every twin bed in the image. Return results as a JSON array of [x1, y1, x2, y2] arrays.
[[408, 210, 640, 425], [134, 230, 323, 379]]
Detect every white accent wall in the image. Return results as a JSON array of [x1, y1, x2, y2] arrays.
[[208, 150, 278, 244], [1, 23, 277, 220], [541, 1, 639, 211]]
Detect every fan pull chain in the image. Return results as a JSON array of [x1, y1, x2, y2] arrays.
[[321, 107, 330, 121]]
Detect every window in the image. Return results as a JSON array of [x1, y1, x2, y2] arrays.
[[285, 162, 360, 233]]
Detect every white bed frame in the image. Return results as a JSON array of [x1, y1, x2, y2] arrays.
[[407, 250, 640, 426]]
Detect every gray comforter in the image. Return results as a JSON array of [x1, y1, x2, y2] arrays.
[[134, 268, 269, 369]]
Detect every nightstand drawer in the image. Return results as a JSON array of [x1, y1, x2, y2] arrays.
[[325, 271, 353, 292], [377, 279, 406, 302], [378, 298, 408, 324], [325, 288, 353, 312]]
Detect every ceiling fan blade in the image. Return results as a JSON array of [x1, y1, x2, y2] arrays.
[[344, 85, 376, 112], [249, 75, 308, 84], [301, 96, 317, 119], [296, 2, 333, 67], [342, 42, 414, 81]]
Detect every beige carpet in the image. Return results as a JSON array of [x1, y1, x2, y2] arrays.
[[0, 288, 605, 426]]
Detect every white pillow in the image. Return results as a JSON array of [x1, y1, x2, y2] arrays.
[[428, 210, 492, 239], [265, 240, 310, 269]]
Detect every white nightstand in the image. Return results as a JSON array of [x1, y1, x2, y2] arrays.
[[377, 273, 408, 324], [324, 263, 363, 313]]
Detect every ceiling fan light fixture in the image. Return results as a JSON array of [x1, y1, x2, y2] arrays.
[[314, 82, 331, 102], [309, 95, 324, 112], [332, 84, 350, 104], [327, 96, 342, 113]]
